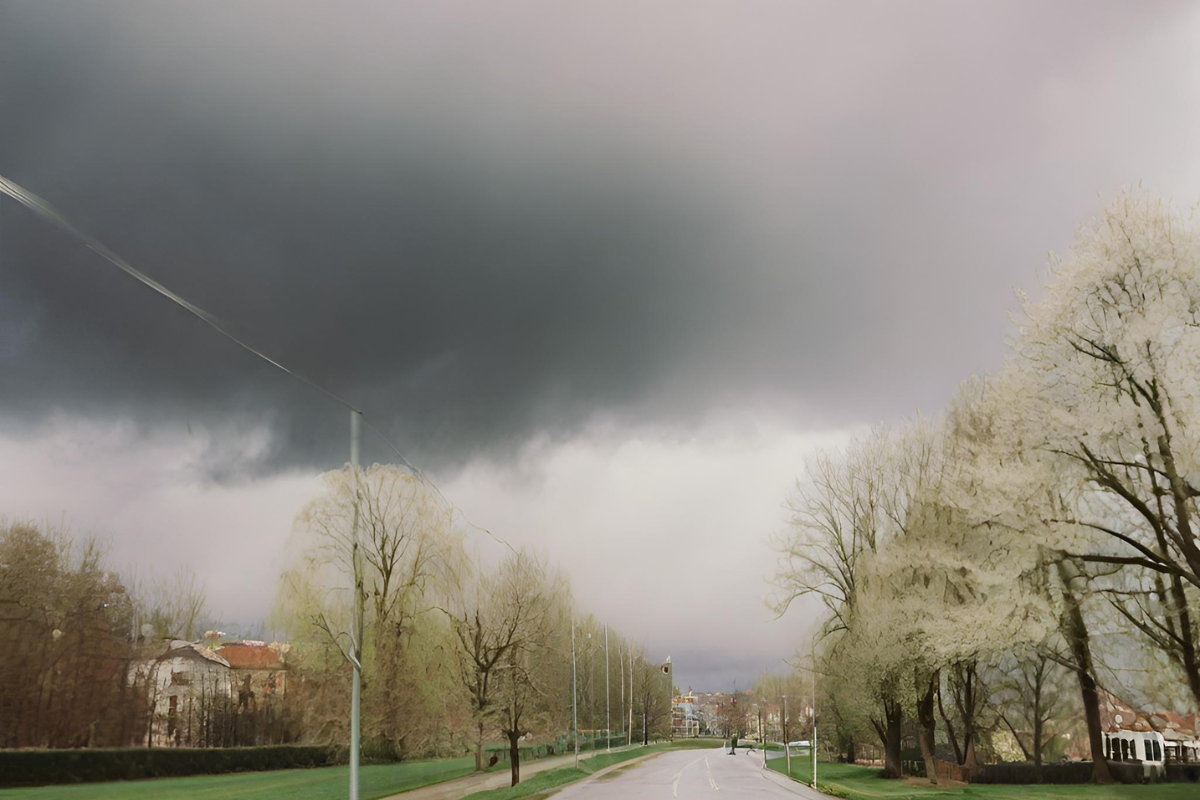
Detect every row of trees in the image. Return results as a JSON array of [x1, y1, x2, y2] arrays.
[[276, 464, 674, 786], [1, 466, 675, 786], [0, 520, 223, 748], [774, 191, 1200, 783]]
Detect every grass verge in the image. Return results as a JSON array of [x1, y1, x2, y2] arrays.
[[0, 756, 486, 800], [462, 739, 726, 800], [767, 758, 1199, 799]]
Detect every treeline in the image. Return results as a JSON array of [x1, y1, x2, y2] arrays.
[[773, 191, 1200, 783], [275, 464, 673, 786], [0, 520, 291, 751], [0, 523, 143, 748]]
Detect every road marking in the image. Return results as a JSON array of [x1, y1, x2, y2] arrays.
[[704, 756, 720, 791], [673, 755, 707, 797]]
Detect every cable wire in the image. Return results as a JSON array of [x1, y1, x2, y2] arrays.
[[1, 172, 514, 552]]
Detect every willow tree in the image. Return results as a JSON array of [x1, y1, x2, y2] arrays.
[[282, 463, 462, 755]]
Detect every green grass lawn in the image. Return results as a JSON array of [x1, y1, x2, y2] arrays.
[[0, 756, 483, 800], [462, 739, 727, 800], [768, 758, 1199, 800]]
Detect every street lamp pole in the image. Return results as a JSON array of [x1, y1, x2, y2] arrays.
[[812, 635, 818, 788], [628, 650, 634, 746], [605, 623, 611, 752], [349, 410, 362, 800], [589, 634, 595, 751], [572, 619, 579, 768], [760, 706, 766, 767], [782, 694, 791, 777]]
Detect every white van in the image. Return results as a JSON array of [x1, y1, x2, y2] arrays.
[[1103, 730, 1166, 779]]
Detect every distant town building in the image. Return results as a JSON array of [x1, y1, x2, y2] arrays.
[[138, 640, 233, 748], [672, 691, 701, 737], [215, 640, 289, 710], [131, 639, 293, 748]]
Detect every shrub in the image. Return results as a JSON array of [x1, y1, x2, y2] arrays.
[[0, 744, 341, 787]]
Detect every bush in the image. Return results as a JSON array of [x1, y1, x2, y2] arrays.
[[974, 762, 1094, 784], [974, 761, 1168, 785], [0, 744, 342, 787], [1167, 764, 1200, 782]]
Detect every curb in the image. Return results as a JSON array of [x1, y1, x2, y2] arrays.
[[760, 762, 834, 799]]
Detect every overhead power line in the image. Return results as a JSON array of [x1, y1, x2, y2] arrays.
[[0, 172, 514, 553]]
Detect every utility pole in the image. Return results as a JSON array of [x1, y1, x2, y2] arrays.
[[619, 643, 625, 747], [628, 651, 634, 745], [605, 624, 611, 752], [812, 637, 818, 789], [349, 411, 362, 800], [782, 694, 790, 777], [589, 634, 595, 751], [760, 706, 766, 767], [572, 619, 579, 768]]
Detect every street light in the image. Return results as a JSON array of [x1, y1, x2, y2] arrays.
[[782, 694, 790, 777], [349, 411, 362, 800], [572, 620, 579, 768], [793, 631, 819, 789], [604, 624, 611, 753]]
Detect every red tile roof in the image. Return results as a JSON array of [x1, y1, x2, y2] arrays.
[[216, 642, 285, 670]]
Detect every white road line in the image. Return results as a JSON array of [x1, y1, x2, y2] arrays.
[[704, 756, 720, 791], [672, 755, 707, 797]]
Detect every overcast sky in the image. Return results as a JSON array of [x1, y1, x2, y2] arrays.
[[2, 1, 1199, 690]]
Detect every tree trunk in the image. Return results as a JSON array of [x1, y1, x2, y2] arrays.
[[883, 701, 903, 779], [916, 671, 938, 784], [1169, 575, 1200, 707], [508, 730, 521, 787], [475, 721, 485, 772], [1057, 560, 1113, 785], [845, 738, 856, 764]]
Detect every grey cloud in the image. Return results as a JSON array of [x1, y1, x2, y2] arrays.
[[1, 1, 1195, 475]]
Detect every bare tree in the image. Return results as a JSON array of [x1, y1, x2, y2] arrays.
[[989, 647, 1073, 769], [444, 550, 563, 777]]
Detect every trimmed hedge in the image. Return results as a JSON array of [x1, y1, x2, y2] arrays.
[[974, 762, 1096, 784], [1167, 764, 1200, 782], [0, 744, 342, 787]]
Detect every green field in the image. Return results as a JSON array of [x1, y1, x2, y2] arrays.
[[768, 758, 1200, 800], [462, 739, 727, 800], [0, 756, 483, 800], [0, 740, 726, 800]]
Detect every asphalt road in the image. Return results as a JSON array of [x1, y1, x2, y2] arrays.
[[554, 747, 825, 800]]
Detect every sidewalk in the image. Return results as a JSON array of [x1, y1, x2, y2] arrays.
[[379, 745, 643, 800]]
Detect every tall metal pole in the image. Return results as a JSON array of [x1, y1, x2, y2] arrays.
[[572, 619, 579, 768], [349, 411, 362, 800], [589, 635, 595, 750], [812, 637, 818, 788], [783, 694, 790, 777], [618, 642, 624, 746], [665, 657, 673, 741], [760, 707, 766, 767], [628, 651, 634, 745], [605, 623, 611, 752]]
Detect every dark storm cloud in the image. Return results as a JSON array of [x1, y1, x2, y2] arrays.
[[1, 1, 1196, 473]]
